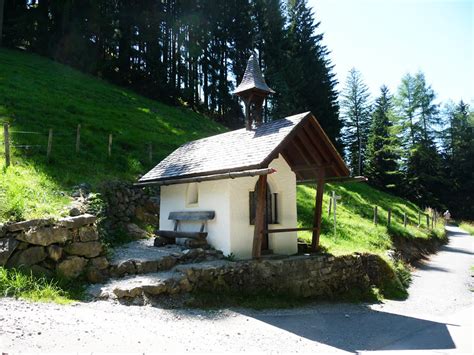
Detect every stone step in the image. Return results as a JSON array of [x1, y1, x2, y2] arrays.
[[108, 239, 224, 278], [87, 260, 230, 302]]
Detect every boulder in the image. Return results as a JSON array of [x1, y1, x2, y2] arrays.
[[64, 241, 103, 258], [69, 207, 82, 217], [47, 245, 63, 262], [85, 267, 108, 283], [79, 226, 99, 242], [29, 264, 54, 278], [0, 237, 19, 266], [126, 223, 149, 239], [17, 226, 70, 246], [0, 223, 6, 238], [6, 218, 53, 232], [57, 214, 96, 229], [57, 256, 88, 279], [153, 236, 170, 247], [89, 256, 109, 270], [7, 246, 46, 268]]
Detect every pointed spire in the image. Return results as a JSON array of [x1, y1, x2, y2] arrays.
[[233, 53, 275, 96]]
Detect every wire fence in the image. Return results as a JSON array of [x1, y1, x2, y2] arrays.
[[1, 122, 155, 166]]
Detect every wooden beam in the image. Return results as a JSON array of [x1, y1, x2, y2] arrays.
[[252, 174, 267, 258], [292, 163, 334, 172], [136, 168, 275, 186], [297, 176, 368, 184], [264, 227, 318, 233], [311, 167, 325, 252]]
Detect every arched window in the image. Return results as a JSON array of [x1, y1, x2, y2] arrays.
[[186, 183, 199, 205], [249, 182, 278, 225]]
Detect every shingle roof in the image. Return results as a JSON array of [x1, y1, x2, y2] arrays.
[[233, 54, 275, 95], [139, 112, 309, 183]]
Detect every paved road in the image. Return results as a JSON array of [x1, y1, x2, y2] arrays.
[[0, 225, 472, 353]]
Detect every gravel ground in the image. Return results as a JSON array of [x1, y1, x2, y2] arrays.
[[0, 225, 472, 354]]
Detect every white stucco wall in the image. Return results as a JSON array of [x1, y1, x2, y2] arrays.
[[159, 154, 298, 259]]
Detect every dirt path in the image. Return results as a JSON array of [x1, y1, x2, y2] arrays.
[[1, 226, 472, 353]]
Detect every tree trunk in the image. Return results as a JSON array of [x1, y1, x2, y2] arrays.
[[0, 0, 4, 46]]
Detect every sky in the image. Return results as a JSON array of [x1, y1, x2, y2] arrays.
[[307, 0, 474, 105]]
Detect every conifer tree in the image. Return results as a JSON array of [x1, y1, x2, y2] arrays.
[[340, 68, 372, 175], [365, 86, 399, 191]]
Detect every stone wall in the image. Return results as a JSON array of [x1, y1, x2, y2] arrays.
[[99, 181, 160, 227], [0, 215, 108, 282], [92, 253, 401, 303]]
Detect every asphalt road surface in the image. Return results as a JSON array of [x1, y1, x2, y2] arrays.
[[0, 225, 472, 353]]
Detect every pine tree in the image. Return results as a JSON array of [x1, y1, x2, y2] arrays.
[[340, 68, 372, 175], [284, 0, 342, 152], [365, 86, 400, 191]]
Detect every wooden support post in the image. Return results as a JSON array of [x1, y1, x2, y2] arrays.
[[252, 174, 267, 258], [426, 214, 430, 228], [374, 206, 378, 225], [387, 208, 392, 226], [311, 168, 325, 252], [3, 123, 10, 167], [333, 192, 337, 236], [403, 212, 407, 228], [76, 124, 81, 153], [148, 142, 153, 163], [108, 134, 113, 157], [46, 128, 53, 162]]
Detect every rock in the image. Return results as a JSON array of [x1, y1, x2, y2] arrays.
[[116, 260, 136, 276], [126, 223, 149, 239], [183, 238, 208, 249], [47, 245, 63, 262], [85, 267, 108, 283], [6, 218, 53, 232], [29, 265, 53, 278], [17, 226, 70, 246], [7, 246, 46, 268], [69, 207, 82, 217], [64, 241, 103, 258], [57, 214, 96, 229], [0, 223, 6, 238], [0, 237, 19, 266], [79, 226, 99, 242], [57, 256, 87, 279], [153, 236, 170, 247], [90, 256, 109, 270]]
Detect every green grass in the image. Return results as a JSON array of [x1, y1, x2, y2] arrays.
[[0, 48, 225, 222], [459, 221, 474, 235], [0, 267, 82, 303], [297, 182, 445, 256]]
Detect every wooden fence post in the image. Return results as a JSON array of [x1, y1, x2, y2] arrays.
[[327, 193, 332, 218], [76, 124, 81, 153], [374, 206, 378, 225], [46, 128, 53, 162], [426, 214, 430, 229], [403, 212, 407, 228], [3, 123, 10, 167], [148, 142, 153, 164], [432, 211, 435, 229], [418, 211, 421, 227], [108, 134, 113, 157], [387, 208, 392, 226]]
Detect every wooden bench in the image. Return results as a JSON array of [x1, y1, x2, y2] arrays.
[[155, 211, 215, 242]]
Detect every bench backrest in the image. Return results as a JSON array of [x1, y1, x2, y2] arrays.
[[168, 211, 215, 221]]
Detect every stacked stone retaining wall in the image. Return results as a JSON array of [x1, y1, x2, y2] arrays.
[[0, 215, 108, 282]]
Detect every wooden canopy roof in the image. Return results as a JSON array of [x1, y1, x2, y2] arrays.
[[139, 112, 349, 185]]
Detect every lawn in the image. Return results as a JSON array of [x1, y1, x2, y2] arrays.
[[0, 48, 225, 222], [459, 221, 474, 235], [297, 182, 445, 256]]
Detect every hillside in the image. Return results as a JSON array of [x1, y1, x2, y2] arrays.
[[297, 183, 444, 257], [0, 49, 444, 254], [0, 48, 225, 222]]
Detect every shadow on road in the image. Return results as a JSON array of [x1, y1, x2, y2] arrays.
[[238, 306, 456, 352]]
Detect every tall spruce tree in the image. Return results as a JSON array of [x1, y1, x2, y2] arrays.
[[365, 86, 399, 191], [284, 0, 342, 152], [340, 68, 372, 175]]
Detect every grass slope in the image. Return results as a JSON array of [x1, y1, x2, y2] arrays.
[[0, 48, 225, 222], [297, 182, 445, 256]]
